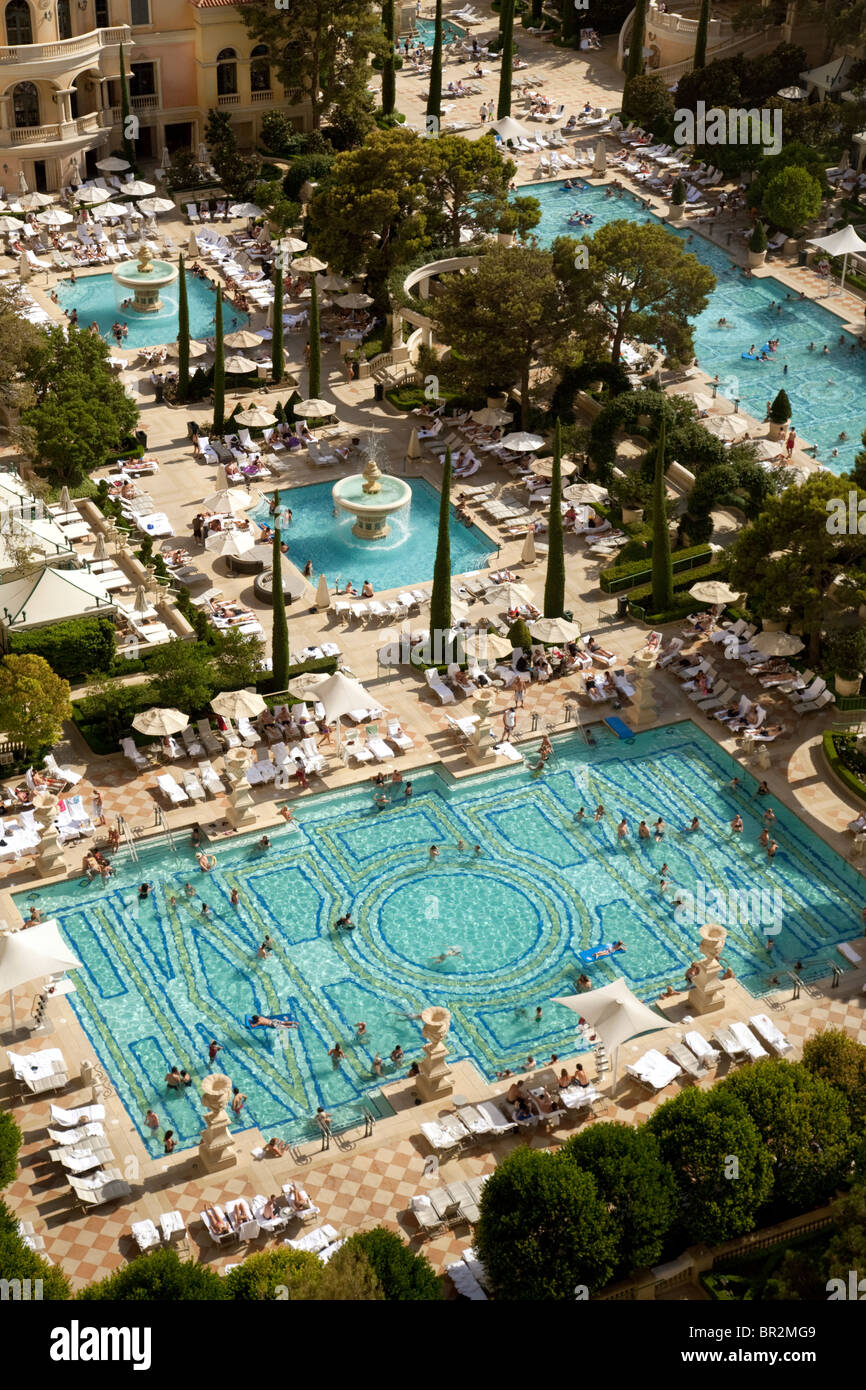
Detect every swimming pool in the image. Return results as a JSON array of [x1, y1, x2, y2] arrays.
[[411, 17, 466, 44], [252, 476, 492, 591], [54, 272, 249, 350], [27, 722, 859, 1152], [525, 180, 866, 470]]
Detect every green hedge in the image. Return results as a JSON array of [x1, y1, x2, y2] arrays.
[[600, 545, 713, 594], [10, 617, 116, 682], [629, 595, 704, 625], [823, 732, 866, 804], [625, 559, 725, 607]]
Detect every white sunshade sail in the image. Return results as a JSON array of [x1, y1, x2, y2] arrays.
[[553, 978, 668, 1092], [808, 224, 866, 295], [0, 920, 82, 1030]]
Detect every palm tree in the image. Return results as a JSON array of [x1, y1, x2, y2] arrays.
[[693, 0, 711, 71], [307, 276, 321, 399], [212, 290, 225, 434], [543, 420, 565, 617], [651, 418, 673, 612], [271, 264, 284, 384], [426, 0, 443, 129], [382, 0, 397, 116], [176, 254, 190, 403], [497, 0, 515, 120], [430, 448, 453, 647], [271, 529, 290, 691]]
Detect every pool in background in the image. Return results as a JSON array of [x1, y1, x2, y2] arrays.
[[252, 476, 492, 590], [26, 722, 860, 1153], [54, 272, 250, 350], [411, 17, 465, 44], [524, 180, 866, 470]]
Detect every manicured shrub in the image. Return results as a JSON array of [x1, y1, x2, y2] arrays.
[[337, 1228, 442, 1299], [78, 1248, 226, 1300], [10, 617, 116, 682]]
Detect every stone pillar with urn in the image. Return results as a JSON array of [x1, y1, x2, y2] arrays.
[[33, 793, 68, 879], [224, 748, 258, 830], [198, 1073, 239, 1173], [414, 1006, 454, 1102], [625, 654, 659, 733], [464, 690, 496, 765], [687, 923, 728, 1016]]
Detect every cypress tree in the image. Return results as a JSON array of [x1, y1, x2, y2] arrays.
[[426, 0, 443, 129], [271, 528, 290, 692], [382, 0, 397, 117], [693, 0, 711, 71], [651, 417, 674, 613], [119, 46, 137, 174], [543, 419, 565, 618], [307, 276, 321, 399], [625, 0, 648, 85], [212, 290, 225, 435], [497, 0, 515, 120], [271, 264, 284, 384], [176, 253, 190, 403], [429, 447, 452, 646]]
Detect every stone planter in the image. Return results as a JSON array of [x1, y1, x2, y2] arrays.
[[748, 249, 767, 268], [767, 420, 787, 441], [667, 202, 685, 223], [835, 674, 863, 697], [622, 506, 644, 525]]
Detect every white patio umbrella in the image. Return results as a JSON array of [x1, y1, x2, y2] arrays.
[[689, 580, 741, 605], [552, 978, 667, 1094], [122, 180, 157, 198], [235, 405, 278, 428], [58, 486, 72, 512], [808, 224, 866, 296], [17, 171, 29, 195], [75, 186, 111, 206], [317, 271, 348, 292], [294, 398, 335, 417], [291, 254, 327, 274], [688, 390, 716, 413], [336, 292, 374, 310], [478, 632, 514, 662], [531, 616, 582, 643], [18, 191, 54, 209], [203, 487, 256, 514], [748, 630, 804, 657], [471, 407, 512, 427], [0, 215, 24, 234], [703, 413, 748, 441], [280, 235, 308, 255], [501, 432, 545, 452], [91, 533, 108, 563], [95, 155, 130, 172], [313, 670, 375, 753], [484, 581, 534, 608], [521, 529, 537, 565], [94, 201, 129, 220], [225, 355, 260, 374], [593, 138, 607, 174], [490, 115, 530, 144], [167, 338, 208, 359], [563, 482, 608, 503], [753, 438, 784, 460], [137, 196, 175, 215], [35, 208, 73, 227], [316, 573, 330, 609], [211, 688, 267, 720], [225, 329, 265, 350], [204, 527, 257, 557], [132, 706, 190, 737], [228, 202, 264, 218], [0, 920, 82, 1031], [132, 585, 151, 614]]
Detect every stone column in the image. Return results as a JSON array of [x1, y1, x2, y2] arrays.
[[33, 795, 67, 879], [415, 1006, 453, 1102], [198, 1072, 239, 1173], [687, 923, 728, 1016], [224, 748, 258, 830], [625, 655, 659, 733], [464, 690, 496, 765]]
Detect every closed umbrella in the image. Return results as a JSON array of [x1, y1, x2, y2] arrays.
[[132, 706, 190, 737], [235, 405, 277, 428], [91, 533, 108, 563], [188, 231, 199, 257], [211, 689, 267, 720], [74, 187, 111, 206], [689, 580, 740, 605], [58, 486, 72, 512], [501, 432, 544, 452], [593, 138, 607, 174], [122, 180, 157, 198], [202, 487, 256, 514], [521, 529, 537, 565], [553, 979, 667, 1093], [294, 398, 335, 418], [137, 196, 175, 215], [132, 585, 151, 614], [204, 527, 257, 557], [96, 155, 131, 172], [0, 920, 82, 1031], [336, 292, 374, 310], [225, 355, 259, 374], [17, 171, 28, 195], [471, 407, 512, 427], [290, 254, 327, 274], [748, 630, 804, 657], [406, 428, 421, 462], [36, 208, 73, 227], [316, 573, 330, 609], [167, 338, 208, 359], [214, 463, 229, 492], [531, 616, 582, 643], [225, 329, 265, 350], [314, 670, 375, 753], [198, 143, 209, 166], [160, 146, 171, 169], [228, 202, 264, 218]]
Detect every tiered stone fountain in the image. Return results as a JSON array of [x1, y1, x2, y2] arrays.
[[332, 457, 411, 539], [113, 243, 178, 314]]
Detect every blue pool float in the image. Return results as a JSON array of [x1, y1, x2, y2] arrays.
[[578, 941, 626, 964], [741, 351, 761, 360]]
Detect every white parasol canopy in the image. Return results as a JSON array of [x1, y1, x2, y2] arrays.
[[167, 338, 208, 359], [35, 208, 73, 227], [74, 186, 111, 206], [93, 201, 129, 219], [531, 616, 581, 642], [702, 413, 748, 441], [96, 155, 130, 172], [313, 670, 374, 751], [121, 180, 157, 198], [132, 706, 189, 736], [228, 202, 264, 218], [484, 581, 534, 608], [747, 629, 804, 657], [137, 196, 175, 215], [290, 254, 327, 274], [202, 487, 256, 514], [294, 398, 335, 417], [211, 688, 267, 719], [0, 215, 24, 233], [225, 355, 260, 374], [280, 235, 308, 255], [335, 292, 374, 310], [225, 329, 265, 350], [18, 191, 54, 209], [0, 920, 82, 1031], [471, 407, 512, 427], [317, 271, 348, 291], [501, 432, 544, 452], [490, 115, 530, 143], [235, 405, 277, 427], [204, 527, 257, 557], [563, 482, 608, 503], [553, 978, 667, 1092], [808, 224, 866, 295], [689, 580, 741, 605]]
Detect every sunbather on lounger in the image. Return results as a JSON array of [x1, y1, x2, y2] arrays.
[[204, 1203, 230, 1235]]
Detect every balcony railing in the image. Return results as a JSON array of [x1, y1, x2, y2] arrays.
[[9, 111, 108, 144], [0, 25, 130, 64], [217, 92, 241, 106], [250, 89, 273, 103], [131, 94, 159, 110], [9, 123, 61, 144]]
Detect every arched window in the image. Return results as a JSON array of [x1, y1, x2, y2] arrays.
[[12, 81, 39, 128], [250, 43, 270, 93], [56, 0, 71, 40], [216, 47, 237, 97], [5, 0, 33, 46]]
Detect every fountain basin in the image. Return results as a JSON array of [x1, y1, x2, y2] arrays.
[[332, 470, 412, 540], [113, 256, 178, 314]]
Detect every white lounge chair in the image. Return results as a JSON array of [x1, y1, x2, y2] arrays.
[[748, 1013, 793, 1055], [198, 760, 226, 795], [626, 1048, 681, 1092], [386, 718, 414, 751], [425, 668, 455, 704], [156, 773, 189, 806], [365, 727, 395, 761], [728, 1021, 769, 1061], [182, 770, 206, 801], [131, 1218, 161, 1252], [682, 1031, 719, 1068], [44, 752, 82, 787], [49, 1103, 106, 1128], [120, 737, 148, 769]]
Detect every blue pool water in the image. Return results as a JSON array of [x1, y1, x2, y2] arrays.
[[526, 180, 866, 470], [26, 723, 859, 1152], [411, 17, 465, 43], [252, 476, 492, 590], [54, 271, 249, 350]]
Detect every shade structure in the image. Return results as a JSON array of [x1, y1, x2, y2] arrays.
[[204, 527, 257, 557], [121, 180, 157, 198], [563, 482, 608, 503], [470, 407, 512, 427], [501, 431, 544, 452], [96, 155, 130, 172], [235, 405, 277, 427], [294, 398, 335, 418], [317, 271, 348, 292], [531, 616, 582, 643], [490, 114, 530, 143], [530, 457, 557, 479], [225, 329, 265, 350], [0, 920, 82, 1030], [479, 632, 514, 660], [225, 355, 260, 374], [688, 390, 716, 413], [689, 580, 741, 605], [291, 254, 327, 274], [132, 706, 190, 736], [58, 486, 71, 512], [0, 215, 24, 233], [94, 201, 129, 219], [160, 146, 171, 169], [291, 670, 329, 698], [211, 688, 267, 720], [137, 196, 175, 215], [167, 338, 208, 359], [335, 292, 374, 310], [808, 224, 866, 295], [279, 235, 308, 255], [132, 584, 151, 614], [484, 581, 534, 608], [18, 191, 54, 209], [553, 977, 667, 1092], [91, 532, 108, 562], [753, 438, 784, 460], [315, 573, 330, 608], [35, 208, 73, 227], [593, 138, 607, 173], [313, 670, 375, 751], [748, 629, 804, 657], [202, 487, 256, 514], [702, 413, 748, 441], [521, 529, 537, 564], [228, 202, 264, 218], [74, 186, 111, 206]]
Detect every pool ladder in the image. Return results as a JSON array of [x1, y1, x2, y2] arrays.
[[115, 814, 138, 863], [152, 806, 178, 854]]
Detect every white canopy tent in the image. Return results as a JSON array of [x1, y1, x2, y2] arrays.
[[552, 978, 667, 1093], [311, 670, 374, 752], [0, 567, 114, 631], [489, 115, 530, 145], [807, 224, 866, 296], [0, 920, 82, 1031]]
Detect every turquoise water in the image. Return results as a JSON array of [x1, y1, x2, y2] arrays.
[[411, 18, 465, 43], [54, 272, 249, 350], [526, 180, 866, 471], [253, 476, 492, 590], [26, 723, 860, 1152]]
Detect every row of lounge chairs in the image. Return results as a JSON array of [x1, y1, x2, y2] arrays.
[[627, 1015, 794, 1093], [45, 1101, 132, 1209], [200, 1185, 320, 1247], [409, 1176, 489, 1235]]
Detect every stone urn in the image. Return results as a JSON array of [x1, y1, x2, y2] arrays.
[[414, 1006, 453, 1102], [766, 420, 787, 441], [667, 201, 685, 223], [835, 674, 863, 697], [621, 506, 644, 525], [748, 248, 767, 268]]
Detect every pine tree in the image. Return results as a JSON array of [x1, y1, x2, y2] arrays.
[[693, 0, 711, 71], [625, 0, 648, 85], [119, 45, 137, 173], [543, 419, 565, 617], [271, 264, 284, 385], [271, 528, 290, 691], [307, 276, 321, 399], [176, 254, 190, 403], [651, 417, 674, 612], [497, 0, 515, 120], [429, 447, 452, 645], [426, 0, 443, 129], [212, 290, 225, 434], [382, 0, 397, 117]]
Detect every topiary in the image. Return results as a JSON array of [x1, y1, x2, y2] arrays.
[[749, 220, 768, 253], [769, 389, 791, 424], [670, 177, 686, 206], [508, 617, 533, 651]]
